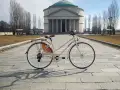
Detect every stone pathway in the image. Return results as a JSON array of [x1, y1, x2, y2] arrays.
[[0, 35, 120, 90]]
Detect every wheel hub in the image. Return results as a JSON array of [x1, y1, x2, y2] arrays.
[[80, 54, 84, 58], [37, 53, 42, 62]]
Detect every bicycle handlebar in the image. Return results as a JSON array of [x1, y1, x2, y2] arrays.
[[69, 31, 76, 36]]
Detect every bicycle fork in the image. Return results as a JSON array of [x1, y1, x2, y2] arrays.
[[73, 36, 83, 56]]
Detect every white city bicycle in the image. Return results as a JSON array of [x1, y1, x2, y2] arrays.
[[26, 31, 96, 69]]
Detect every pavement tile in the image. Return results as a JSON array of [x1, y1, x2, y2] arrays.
[[30, 83, 66, 90], [85, 67, 102, 73], [9, 84, 31, 90], [0, 77, 17, 88], [95, 63, 116, 68], [66, 83, 102, 89], [31, 78, 50, 83], [98, 82, 120, 89], [80, 76, 112, 83], [92, 72, 120, 76], [49, 77, 81, 83], [101, 68, 120, 72], [109, 76, 120, 82]]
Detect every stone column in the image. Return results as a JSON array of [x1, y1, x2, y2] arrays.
[[65, 19, 66, 32], [74, 19, 76, 30], [69, 19, 71, 31], [78, 19, 81, 33], [61, 19, 62, 33], [68, 20, 70, 31], [52, 19, 54, 33], [65, 19, 67, 32], [77, 19, 79, 32], [51, 19, 52, 33], [56, 19, 58, 33], [48, 20, 50, 33], [76, 19, 79, 32], [50, 20, 52, 33]]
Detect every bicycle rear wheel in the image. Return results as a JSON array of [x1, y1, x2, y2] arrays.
[[26, 42, 53, 69], [69, 42, 95, 69]]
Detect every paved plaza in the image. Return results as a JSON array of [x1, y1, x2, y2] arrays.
[[0, 35, 120, 90]]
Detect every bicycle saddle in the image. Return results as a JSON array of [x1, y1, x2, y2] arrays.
[[45, 35, 55, 38]]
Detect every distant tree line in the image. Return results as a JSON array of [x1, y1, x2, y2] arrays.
[[10, 0, 31, 35], [85, 0, 119, 35], [0, 0, 43, 35]]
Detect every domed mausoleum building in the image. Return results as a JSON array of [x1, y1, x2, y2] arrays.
[[44, 0, 84, 33]]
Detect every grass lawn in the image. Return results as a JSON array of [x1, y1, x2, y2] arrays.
[[0, 35, 40, 47], [83, 35, 120, 45]]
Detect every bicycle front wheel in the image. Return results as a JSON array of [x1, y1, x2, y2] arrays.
[[69, 42, 95, 69], [26, 42, 53, 69]]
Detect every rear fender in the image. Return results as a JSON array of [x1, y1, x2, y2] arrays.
[[25, 41, 53, 54]]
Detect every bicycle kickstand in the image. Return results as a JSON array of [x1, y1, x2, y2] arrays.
[[56, 61, 60, 67]]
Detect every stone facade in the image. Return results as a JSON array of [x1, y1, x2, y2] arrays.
[[44, 0, 84, 33]]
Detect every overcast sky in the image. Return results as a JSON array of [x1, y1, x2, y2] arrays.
[[0, 0, 120, 29]]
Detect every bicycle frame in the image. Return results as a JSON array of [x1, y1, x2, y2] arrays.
[[27, 35, 80, 59], [46, 35, 79, 57]]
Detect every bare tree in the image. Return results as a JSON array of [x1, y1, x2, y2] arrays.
[[108, 0, 119, 35], [103, 10, 109, 34], [98, 14, 102, 34], [10, 0, 31, 35], [33, 14, 36, 34], [10, 0, 17, 35], [38, 17, 41, 29], [92, 15, 98, 34], [88, 15, 91, 33], [103, 11, 106, 29], [27, 12, 31, 34], [24, 12, 31, 34]]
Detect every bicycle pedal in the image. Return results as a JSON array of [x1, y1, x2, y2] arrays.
[[55, 56, 59, 60], [62, 57, 65, 59]]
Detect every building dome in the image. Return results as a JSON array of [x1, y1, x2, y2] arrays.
[[50, 0, 77, 7]]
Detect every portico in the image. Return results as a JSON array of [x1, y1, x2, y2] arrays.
[[49, 19, 79, 33]]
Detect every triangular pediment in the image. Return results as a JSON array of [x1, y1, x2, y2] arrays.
[[48, 9, 79, 17]]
